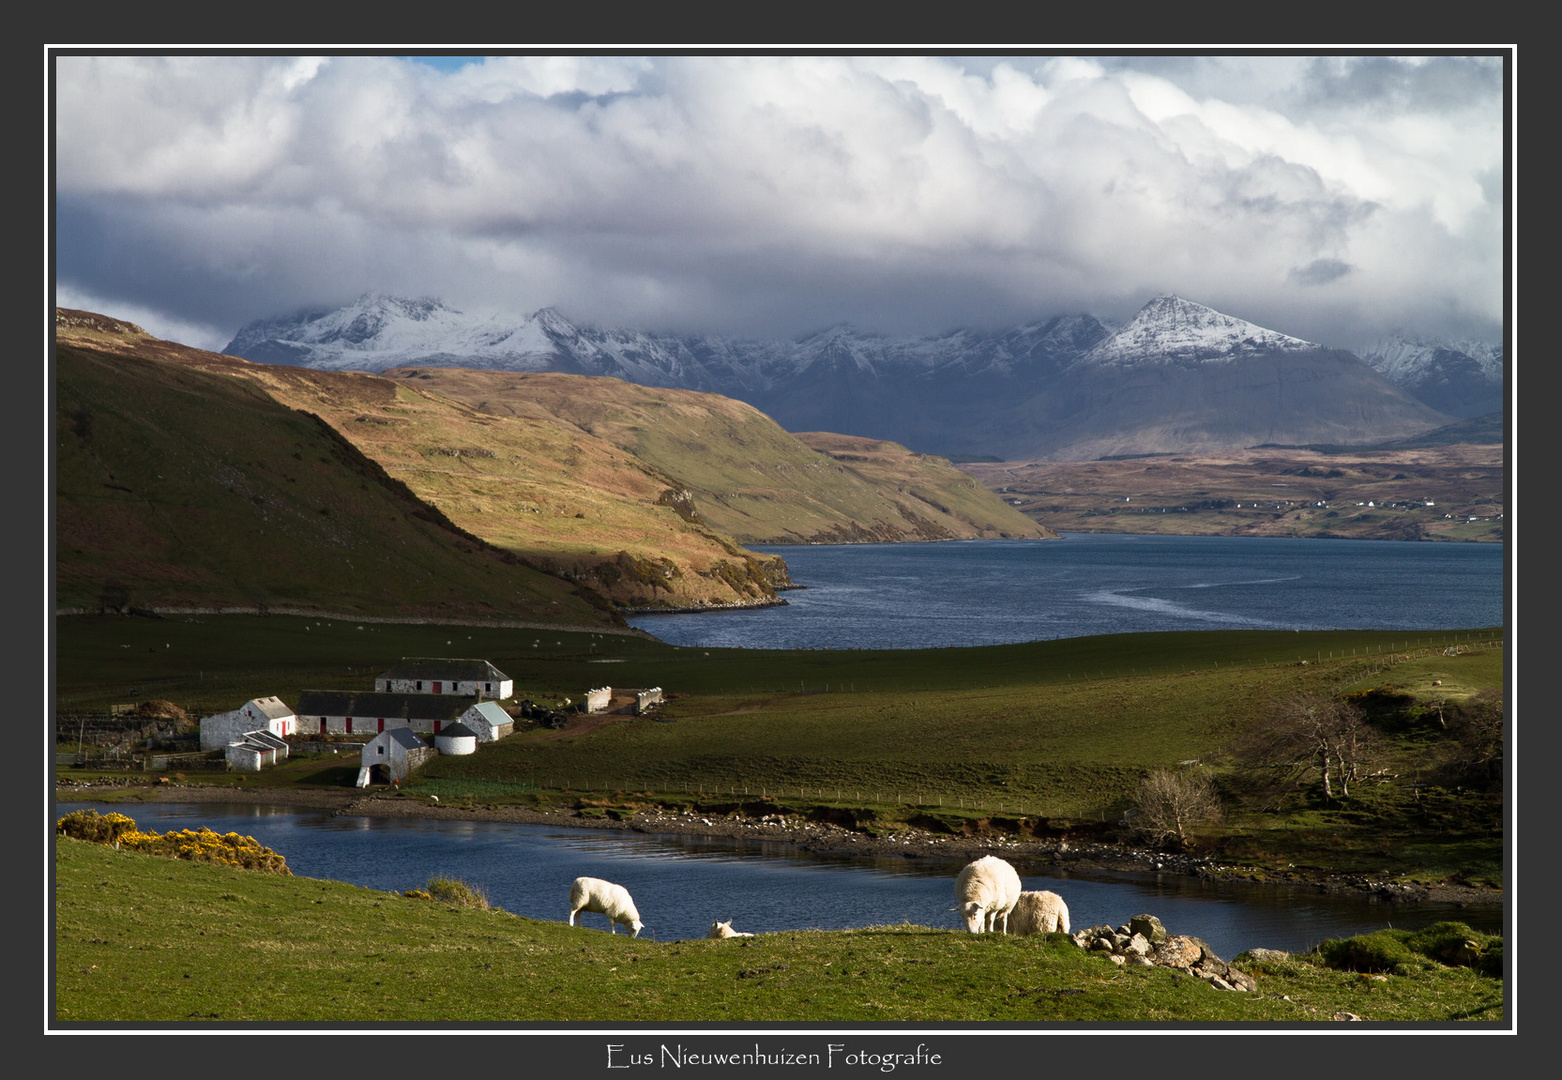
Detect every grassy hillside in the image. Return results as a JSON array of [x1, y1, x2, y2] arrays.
[[384, 368, 1053, 544], [54, 837, 1504, 1025], [55, 339, 612, 623]]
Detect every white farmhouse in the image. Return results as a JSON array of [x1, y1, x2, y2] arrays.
[[374, 658, 513, 700], [199, 696, 296, 752]]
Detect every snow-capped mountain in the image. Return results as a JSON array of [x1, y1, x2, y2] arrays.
[[223, 294, 1484, 460], [1357, 335, 1505, 419], [1081, 295, 1319, 366]]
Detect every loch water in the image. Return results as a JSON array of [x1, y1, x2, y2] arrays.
[[75, 802, 1502, 962], [629, 534, 1504, 650]]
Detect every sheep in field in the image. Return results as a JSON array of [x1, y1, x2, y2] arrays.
[[568, 876, 644, 937], [707, 919, 755, 938], [953, 855, 1022, 934], [1007, 890, 1071, 936]]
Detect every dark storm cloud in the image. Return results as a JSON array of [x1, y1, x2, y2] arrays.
[[51, 53, 1508, 352]]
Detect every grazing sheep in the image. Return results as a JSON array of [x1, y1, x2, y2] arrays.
[[707, 919, 755, 938], [568, 876, 644, 937], [1007, 890, 1071, 936], [953, 855, 1022, 934]]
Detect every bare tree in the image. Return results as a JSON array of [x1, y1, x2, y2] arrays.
[[1237, 692, 1375, 802], [1127, 768, 1223, 850]]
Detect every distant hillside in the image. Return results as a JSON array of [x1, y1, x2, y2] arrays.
[[383, 368, 1052, 546]]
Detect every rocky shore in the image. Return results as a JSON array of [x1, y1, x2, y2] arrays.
[[55, 779, 1500, 910]]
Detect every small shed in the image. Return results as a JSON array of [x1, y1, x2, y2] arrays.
[[200, 696, 296, 752], [374, 658, 513, 700], [434, 721, 479, 756], [459, 700, 515, 743], [357, 727, 435, 786], [225, 730, 290, 772]]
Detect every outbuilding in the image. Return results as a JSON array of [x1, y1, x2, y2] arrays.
[[433, 721, 479, 756], [224, 730, 290, 772], [459, 700, 515, 743], [357, 727, 435, 786]]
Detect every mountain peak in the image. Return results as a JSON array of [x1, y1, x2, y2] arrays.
[[1084, 295, 1319, 367]]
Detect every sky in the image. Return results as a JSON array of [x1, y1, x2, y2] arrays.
[[49, 51, 1511, 354]]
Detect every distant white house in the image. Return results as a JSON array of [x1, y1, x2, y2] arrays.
[[374, 658, 513, 700], [356, 727, 435, 786], [200, 696, 296, 752]]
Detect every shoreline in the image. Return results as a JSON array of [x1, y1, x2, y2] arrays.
[[55, 780, 1501, 912]]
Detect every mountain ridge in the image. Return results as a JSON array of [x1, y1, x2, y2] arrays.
[[224, 294, 1498, 460]]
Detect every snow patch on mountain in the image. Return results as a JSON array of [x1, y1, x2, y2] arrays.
[[1082, 295, 1319, 367]]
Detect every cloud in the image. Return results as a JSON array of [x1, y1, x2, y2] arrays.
[[50, 52, 1509, 349]]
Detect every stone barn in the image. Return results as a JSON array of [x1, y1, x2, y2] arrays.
[[459, 700, 515, 743], [356, 727, 435, 786], [295, 690, 476, 736]]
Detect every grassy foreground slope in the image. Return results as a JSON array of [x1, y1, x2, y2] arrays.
[[53, 838, 1503, 1025]]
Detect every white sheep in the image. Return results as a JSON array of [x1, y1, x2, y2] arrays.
[[1006, 889, 1071, 936], [567, 876, 645, 937], [707, 919, 755, 938], [953, 855, 1021, 934]]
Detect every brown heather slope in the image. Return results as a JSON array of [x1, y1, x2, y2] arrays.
[[961, 446, 1504, 542], [384, 367, 1053, 545]]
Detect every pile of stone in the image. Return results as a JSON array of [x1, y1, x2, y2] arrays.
[[1071, 913, 1260, 992]]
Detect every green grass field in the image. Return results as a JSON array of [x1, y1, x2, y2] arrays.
[[52, 837, 1505, 1026], [55, 614, 1505, 886]]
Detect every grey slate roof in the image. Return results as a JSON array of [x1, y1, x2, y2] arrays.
[[295, 690, 475, 721], [438, 721, 479, 739], [376, 658, 511, 683]]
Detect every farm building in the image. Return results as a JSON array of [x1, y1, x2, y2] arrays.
[[295, 690, 476, 736], [199, 696, 297, 752], [434, 721, 479, 756], [459, 700, 515, 743], [356, 727, 435, 786], [374, 658, 513, 700], [225, 730, 289, 772]]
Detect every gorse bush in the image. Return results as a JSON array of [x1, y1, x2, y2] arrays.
[[56, 808, 138, 845], [56, 809, 290, 874]]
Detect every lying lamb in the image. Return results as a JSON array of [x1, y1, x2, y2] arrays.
[[568, 876, 645, 937], [953, 855, 1022, 934], [1007, 889, 1071, 936], [707, 919, 755, 938]]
